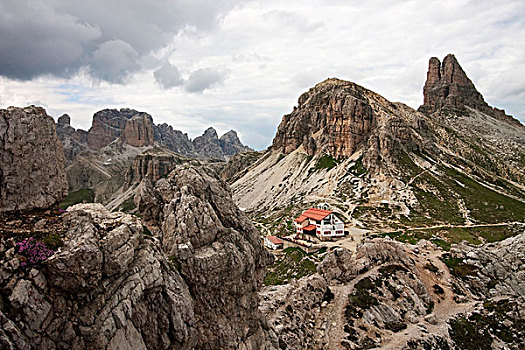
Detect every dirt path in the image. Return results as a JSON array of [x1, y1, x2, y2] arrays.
[[381, 247, 477, 349], [316, 267, 379, 350], [379, 221, 522, 234]]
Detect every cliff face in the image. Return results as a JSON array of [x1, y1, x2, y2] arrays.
[[86, 109, 146, 150], [272, 79, 376, 158], [127, 147, 186, 184], [121, 113, 155, 147], [0, 106, 68, 212], [135, 165, 277, 349]]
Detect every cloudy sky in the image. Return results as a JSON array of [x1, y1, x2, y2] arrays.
[[1, 0, 524, 150]]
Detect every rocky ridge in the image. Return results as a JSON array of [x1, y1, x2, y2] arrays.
[[134, 165, 277, 349], [57, 108, 252, 162], [0, 106, 68, 212]]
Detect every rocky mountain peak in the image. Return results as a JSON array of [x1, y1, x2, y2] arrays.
[[272, 78, 375, 157], [121, 112, 154, 147], [419, 54, 483, 115], [418, 54, 522, 127], [57, 113, 70, 125], [220, 130, 240, 144], [202, 126, 218, 139]]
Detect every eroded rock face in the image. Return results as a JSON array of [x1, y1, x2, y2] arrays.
[[121, 113, 154, 147], [259, 275, 329, 349], [319, 238, 414, 283], [272, 78, 375, 157], [135, 165, 277, 350], [153, 123, 196, 156], [0, 204, 196, 349], [0, 106, 68, 212], [87, 108, 138, 150]]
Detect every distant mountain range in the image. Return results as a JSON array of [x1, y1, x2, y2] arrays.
[[56, 108, 252, 165]]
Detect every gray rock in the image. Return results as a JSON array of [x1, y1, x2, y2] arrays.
[[0, 106, 68, 212]]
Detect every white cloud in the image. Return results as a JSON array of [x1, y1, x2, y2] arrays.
[[0, 0, 524, 150]]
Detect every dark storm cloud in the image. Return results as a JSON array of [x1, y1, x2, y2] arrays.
[[0, 0, 242, 82], [184, 68, 225, 93], [154, 62, 184, 89]]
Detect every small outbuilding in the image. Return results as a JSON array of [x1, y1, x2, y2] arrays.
[[264, 235, 284, 250]]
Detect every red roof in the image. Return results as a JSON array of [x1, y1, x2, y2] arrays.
[[296, 208, 332, 221], [266, 236, 283, 245], [294, 215, 307, 223], [303, 224, 317, 231]]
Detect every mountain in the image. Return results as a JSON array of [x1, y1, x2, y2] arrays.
[[232, 55, 525, 237], [234, 54, 525, 350], [1, 54, 524, 350]]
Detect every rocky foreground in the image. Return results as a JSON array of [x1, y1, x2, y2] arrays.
[[0, 165, 278, 349], [259, 235, 524, 350]]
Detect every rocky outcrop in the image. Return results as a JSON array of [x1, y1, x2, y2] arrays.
[[55, 114, 89, 165], [0, 106, 68, 212], [192, 127, 223, 159], [272, 78, 376, 158], [121, 113, 154, 147], [220, 151, 264, 183], [0, 204, 196, 349], [418, 54, 522, 127], [319, 238, 414, 283], [127, 147, 187, 184], [135, 165, 277, 349], [448, 231, 525, 299], [259, 275, 329, 349]]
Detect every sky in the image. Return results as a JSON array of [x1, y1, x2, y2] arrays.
[[1, 0, 524, 150]]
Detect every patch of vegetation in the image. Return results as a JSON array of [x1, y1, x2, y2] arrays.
[[345, 277, 379, 320], [443, 168, 525, 223], [42, 233, 64, 250], [264, 247, 321, 286], [120, 198, 136, 213], [442, 257, 478, 279], [168, 255, 182, 273], [315, 154, 338, 170], [378, 264, 407, 275], [142, 225, 152, 237], [349, 157, 367, 177], [384, 224, 519, 251], [276, 153, 286, 163], [59, 188, 95, 210], [433, 284, 444, 294]]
